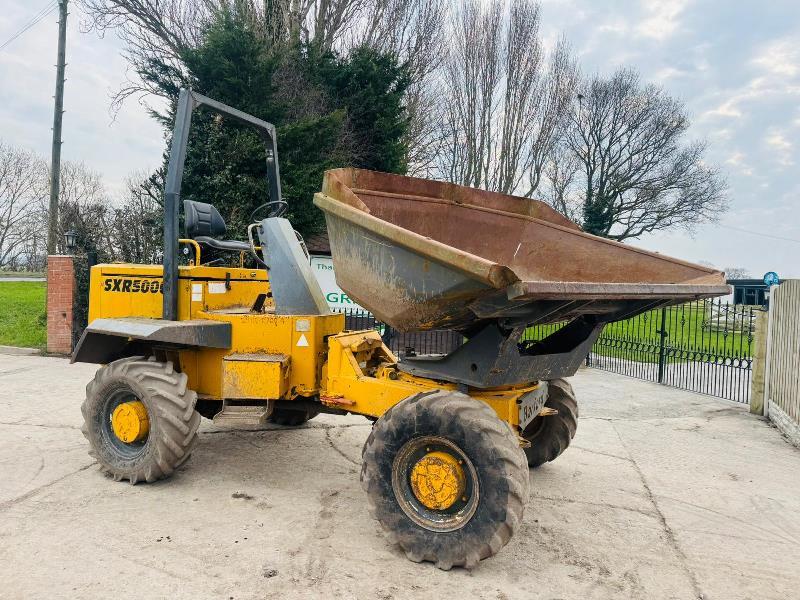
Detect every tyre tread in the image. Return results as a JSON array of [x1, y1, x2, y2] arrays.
[[80, 356, 200, 484], [361, 390, 529, 570]]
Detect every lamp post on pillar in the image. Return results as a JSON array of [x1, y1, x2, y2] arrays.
[[64, 230, 77, 252]]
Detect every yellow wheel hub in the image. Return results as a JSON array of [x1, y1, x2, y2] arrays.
[[111, 401, 150, 443], [409, 450, 466, 510]]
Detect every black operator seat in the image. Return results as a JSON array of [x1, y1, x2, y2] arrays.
[[183, 200, 250, 252]]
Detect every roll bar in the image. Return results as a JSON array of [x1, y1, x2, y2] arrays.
[[162, 88, 282, 320]]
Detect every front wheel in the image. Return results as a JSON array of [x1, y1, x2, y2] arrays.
[[361, 390, 529, 570], [81, 356, 201, 484]]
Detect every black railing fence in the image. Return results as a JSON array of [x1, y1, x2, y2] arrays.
[[336, 308, 463, 357], [335, 298, 757, 404], [591, 299, 755, 403]]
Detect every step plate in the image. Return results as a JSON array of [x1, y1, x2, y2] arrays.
[[212, 405, 271, 428]]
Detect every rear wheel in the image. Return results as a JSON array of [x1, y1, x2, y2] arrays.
[[268, 403, 320, 426], [361, 390, 529, 570], [81, 356, 201, 484], [522, 378, 578, 468], [195, 400, 221, 420]]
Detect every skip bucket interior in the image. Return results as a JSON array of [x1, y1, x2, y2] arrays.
[[314, 168, 729, 332]]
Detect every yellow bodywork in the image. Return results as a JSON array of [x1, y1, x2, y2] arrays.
[[88, 261, 540, 430]]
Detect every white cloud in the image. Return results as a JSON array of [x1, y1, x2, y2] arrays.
[[532, 1, 800, 277], [699, 74, 800, 123], [751, 38, 800, 78], [654, 66, 684, 82], [725, 151, 753, 176], [635, 0, 691, 40], [697, 36, 800, 125], [597, 21, 629, 35], [764, 130, 794, 167], [725, 151, 745, 165], [703, 99, 743, 120], [710, 128, 733, 140], [766, 132, 791, 151]]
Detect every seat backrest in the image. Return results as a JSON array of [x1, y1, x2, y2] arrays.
[[184, 200, 227, 239]]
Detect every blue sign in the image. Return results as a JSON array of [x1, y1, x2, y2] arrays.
[[763, 271, 780, 287]]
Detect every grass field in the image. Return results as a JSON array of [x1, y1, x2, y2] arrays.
[[0, 282, 47, 349], [524, 302, 755, 363]]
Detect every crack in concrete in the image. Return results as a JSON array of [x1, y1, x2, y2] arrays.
[[0, 421, 81, 430], [611, 422, 704, 599], [528, 492, 657, 518], [582, 412, 742, 423], [231, 431, 265, 449], [0, 461, 96, 512], [571, 445, 634, 463], [658, 494, 800, 547], [324, 428, 360, 466], [0, 366, 35, 377], [25, 455, 46, 489]]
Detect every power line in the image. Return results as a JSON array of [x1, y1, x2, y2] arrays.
[[716, 224, 800, 244], [0, 1, 57, 51], [0, 1, 58, 53]]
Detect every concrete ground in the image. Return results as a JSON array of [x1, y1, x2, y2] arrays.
[[1, 354, 799, 600]]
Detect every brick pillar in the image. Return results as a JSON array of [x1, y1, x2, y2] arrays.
[[47, 255, 75, 354]]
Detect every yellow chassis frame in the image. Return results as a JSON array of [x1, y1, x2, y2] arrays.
[[322, 330, 539, 429]]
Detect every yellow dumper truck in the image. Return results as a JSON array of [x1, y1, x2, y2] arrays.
[[73, 89, 729, 569]]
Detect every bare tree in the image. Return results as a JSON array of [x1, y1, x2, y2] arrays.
[[562, 68, 727, 241], [80, 0, 379, 106], [435, 0, 578, 195], [355, 0, 447, 175], [79, 0, 211, 109], [0, 142, 47, 269], [51, 162, 113, 255], [109, 172, 163, 263], [358, 0, 445, 81], [541, 139, 580, 221], [0, 143, 114, 270], [0, 138, 171, 270], [725, 267, 751, 280]]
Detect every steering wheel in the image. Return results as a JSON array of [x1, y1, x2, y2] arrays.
[[251, 200, 288, 222]]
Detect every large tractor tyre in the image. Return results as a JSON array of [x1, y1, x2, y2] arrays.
[[522, 378, 578, 468], [81, 356, 201, 484], [268, 403, 321, 427], [361, 390, 529, 570]]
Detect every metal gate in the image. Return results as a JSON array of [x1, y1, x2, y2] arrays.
[[527, 298, 756, 403]]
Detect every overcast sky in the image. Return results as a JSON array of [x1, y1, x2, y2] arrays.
[[1, 0, 798, 278]]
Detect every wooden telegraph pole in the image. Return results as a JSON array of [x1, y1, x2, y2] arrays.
[[47, 0, 68, 255]]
